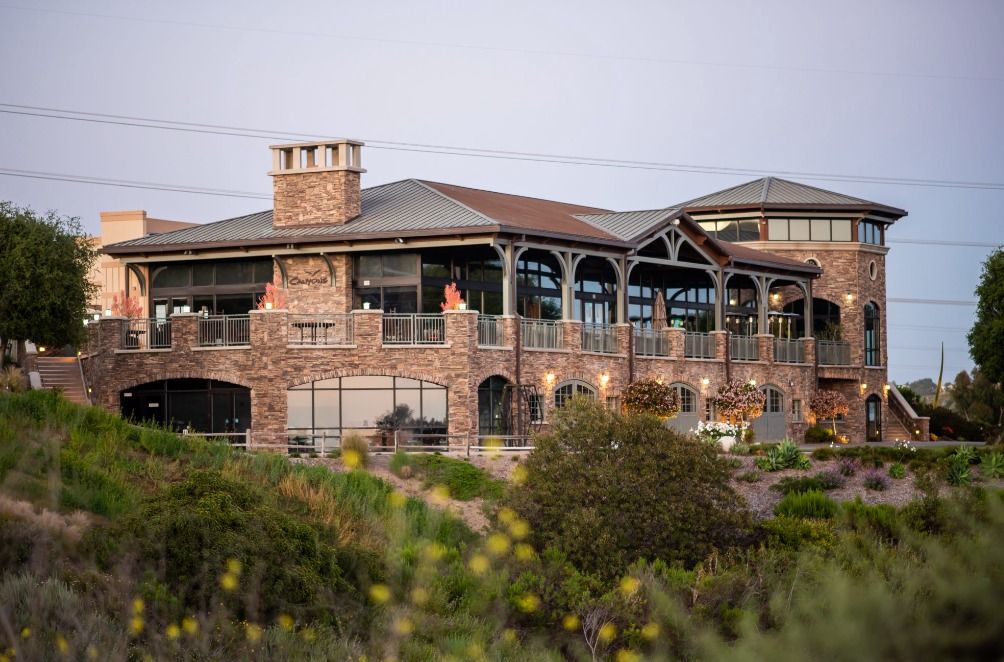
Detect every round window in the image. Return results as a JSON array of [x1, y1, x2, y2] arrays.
[[805, 258, 820, 268], [868, 260, 878, 280]]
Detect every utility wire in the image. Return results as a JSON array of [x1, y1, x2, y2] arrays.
[[888, 297, 977, 306], [2, 3, 1000, 84], [0, 168, 271, 200], [4, 103, 1004, 192]]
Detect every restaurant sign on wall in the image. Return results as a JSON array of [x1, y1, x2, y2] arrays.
[[289, 269, 329, 287]]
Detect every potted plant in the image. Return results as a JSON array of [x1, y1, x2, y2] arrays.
[[712, 379, 766, 450]]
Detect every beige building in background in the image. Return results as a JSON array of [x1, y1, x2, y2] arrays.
[[89, 211, 197, 314]]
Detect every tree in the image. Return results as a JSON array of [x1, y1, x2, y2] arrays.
[[968, 248, 1004, 385], [951, 368, 1004, 437], [506, 397, 753, 578], [712, 379, 766, 427], [808, 390, 850, 436], [621, 379, 680, 418], [0, 203, 97, 361]]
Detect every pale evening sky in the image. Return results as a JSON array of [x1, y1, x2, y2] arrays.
[[1, 0, 1002, 384]]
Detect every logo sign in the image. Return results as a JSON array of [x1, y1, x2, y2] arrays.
[[289, 268, 329, 287]]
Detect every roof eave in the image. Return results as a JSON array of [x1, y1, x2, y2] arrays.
[[685, 202, 907, 218]]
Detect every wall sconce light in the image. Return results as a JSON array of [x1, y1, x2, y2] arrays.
[[729, 298, 737, 306], [545, 372, 556, 386], [38, 347, 46, 353], [264, 301, 273, 310], [701, 377, 710, 387], [883, 383, 890, 397], [599, 373, 610, 388], [771, 293, 780, 303], [748, 378, 757, 386], [845, 293, 855, 303], [93, 313, 101, 321], [655, 375, 664, 385], [104, 309, 112, 317], [860, 383, 868, 393]]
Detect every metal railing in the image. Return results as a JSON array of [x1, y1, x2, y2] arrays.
[[818, 340, 852, 365], [774, 337, 805, 363], [521, 318, 563, 349], [383, 314, 446, 345], [121, 318, 172, 350], [477, 315, 504, 347], [730, 335, 759, 361], [582, 323, 618, 353], [287, 313, 354, 345], [634, 327, 669, 357], [684, 331, 715, 359], [198, 315, 251, 347]]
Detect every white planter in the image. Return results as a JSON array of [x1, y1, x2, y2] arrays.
[[718, 435, 737, 452]]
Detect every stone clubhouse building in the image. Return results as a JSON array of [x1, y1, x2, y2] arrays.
[[82, 138, 929, 447]]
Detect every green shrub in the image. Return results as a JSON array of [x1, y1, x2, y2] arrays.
[[982, 452, 1004, 479], [954, 445, 979, 465], [947, 457, 972, 486], [340, 433, 370, 468], [411, 454, 503, 501], [841, 498, 899, 539], [810, 447, 836, 461], [804, 426, 835, 445], [389, 450, 413, 477], [863, 470, 890, 491], [774, 490, 837, 519], [507, 398, 754, 578], [760, 516, 834, 550], [736, 470, 761, 483], [756, 440, 810, 472], [771, 476, 825, 495], [729, 443, 751, 456], [888, 463, 906, 479], [814, 469, 846, 490], [725, 457, 743, 470]]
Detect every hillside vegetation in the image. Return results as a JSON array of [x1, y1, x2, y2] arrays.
[[2, 391, 1004, 660]]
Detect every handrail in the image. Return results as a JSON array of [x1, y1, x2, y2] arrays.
[[288, 313, 354, 345], [730, 335, 759, 362], [774, 337, 804, 363], [198, 315, 251, 347], [634, 328, 669, 357], [817, 340, 851, 365], [477, 315, 504, 347], [521, 318, 563, 350], [581, 323, 618, 353], [382, 314, 446, 345], [684, 332, 715, 359], [121, 318, 172, 350]]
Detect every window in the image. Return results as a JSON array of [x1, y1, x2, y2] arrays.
[[698, 220, 760, 242], [792, 399, 802, 421], [859, 221, 883, 245], [868, 260, 878, 280], [517, 250, 563, 320], [671, 383, 697, 414], [704, 399, 715, 422], [529, 393, 543, 423], [766, 219, 853, 242], [287, 376, 447, 439], [864, 302, 881, 366], [554, 380, 596, 408], [763, 386, 783, 413], [149, 258, 273, 316], [605, 396, 620, 412]]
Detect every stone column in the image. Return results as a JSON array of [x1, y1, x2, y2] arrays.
[[614, 323, 631, 356], [801, 337, 816, 365], [500, 315, 518, 348], [170, 313, 199, 350], [563, 319, 582, 352], [444, 310, 479, 440], [710, 330, 728, 361], [666, 327, 685, 360], [351, 309, 384, 352], [756, 334, 774, 363]]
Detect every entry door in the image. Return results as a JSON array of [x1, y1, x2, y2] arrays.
[[752, 387, 786, 441], [667, 384, 699, 436], [866, 395, 882, 442]]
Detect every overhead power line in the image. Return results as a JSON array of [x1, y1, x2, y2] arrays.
[[0, 168, 270, 200], [888, 297, 977, 307], [2, 3, 1000, 84], [4, 103, 1004, 192]]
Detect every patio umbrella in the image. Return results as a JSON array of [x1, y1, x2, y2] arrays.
[[652, 291, 668, 330]]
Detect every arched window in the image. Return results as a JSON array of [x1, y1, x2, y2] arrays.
[[516, 250, 563, 320], [864, 302, 880, 366], [671, 383, 698, 414], [554, 380, 596, 409], [478, 376, 510, 435]]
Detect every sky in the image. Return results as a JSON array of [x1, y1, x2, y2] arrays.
[[1, 0, 1002, 384]]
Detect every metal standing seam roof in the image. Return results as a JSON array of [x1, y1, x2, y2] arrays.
[[678, 176, 907, 216], [574, 208, 681, 242]]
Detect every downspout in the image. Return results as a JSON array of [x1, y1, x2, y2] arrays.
[[514, 313, 522, 436]]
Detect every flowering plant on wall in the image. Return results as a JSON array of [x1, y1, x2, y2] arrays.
[[256, 278, 287, 310], [713, 379, 766, 426], [440, 282, 465, 311], [111, 291, 143, 318], [808, 389, 850, 436], [621, 379, 680, 418]]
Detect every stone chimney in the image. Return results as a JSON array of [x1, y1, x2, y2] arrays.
[[269, 139, 366, 228]]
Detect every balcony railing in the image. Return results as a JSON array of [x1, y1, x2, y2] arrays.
[[122, 318, 172, 350], [634, 327, 669, 357], [818, 340, 852, 366], [198, 315, 250, 347], [477, 315, 504, 347], [774, 337, 805, 364], [730, 335, 759, 361], [684, 331, 715, 359], [582, 323, 618, 354], [521, 319, 563, 350], [287, 314, 354, 345], [383, 314, 446, 345]]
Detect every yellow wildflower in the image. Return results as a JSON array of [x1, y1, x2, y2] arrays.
[[502, 628, 518, 643], [277, 614, 294, 631], [497, 507, 517, 525], [619, 576, 641, 596], [468, 553, 490, 575], [516, 593, 540, 613], [182, 616, 198, 635], [165, 624, 180, 640], [508, 518, 530, 540], [342, 448, 361, 469], [423, 542, 446, 562], [411, 586, 430, 606], [226, 558, 243, 576], [369, 584, 391, 604], [616, 650, 641, 662], [514, 543, 535, 561], [129, 616, 144, 636], [598, 622, 617, 642], [388, 491, 408, 508], [302, 627, 316, 642], [486, 533, 510, 556], [511, 465, 528, 485], [392, 617, 414, 636], [55, 634, 68, 654], [641, 622, 660, 640], [20, 627, 31, 639], [132, 598, 145, 615], [430, 484, 450, 505], [562, 614, 580, 631], [220, 573, 238, 591], [245, 623, 262, 643]]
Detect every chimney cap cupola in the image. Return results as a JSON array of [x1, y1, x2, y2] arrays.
[[269, 139, 366, 176]]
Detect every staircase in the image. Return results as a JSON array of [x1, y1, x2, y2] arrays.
[[884, 415, 914, 442], [35, 357, 90, 405]]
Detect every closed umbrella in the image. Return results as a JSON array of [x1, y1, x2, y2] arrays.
[[653, 291, 668, 330]]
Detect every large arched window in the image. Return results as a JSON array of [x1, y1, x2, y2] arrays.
[[782, 297, 841, 339], [864, 302, 880, 366], [554, 380, 596, 409], [516, 250, 563, 320], [287, 376, 447, 438]]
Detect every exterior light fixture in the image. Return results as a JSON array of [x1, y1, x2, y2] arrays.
[[729, 298, 737, 306], [264, 301, 273, 310], [748, 379, 757, 386], [93, 313, 101, 321], [38, 347, 46, 353], [104, 309, 112, 316], [845, 293, 855, 303], [395, 237, 405, 244], [545, 372, 556, 386], [599, 373, 610, 387], [701, 377, 710, 386], [860, 383, 868, 393], [771, 293, 780, 302], [655, 375, 664, 385]]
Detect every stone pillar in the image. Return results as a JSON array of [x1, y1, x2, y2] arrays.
[[445, 310, 479, 440], [563, 319, 582, 352], [170, 313, 198, 350], [248, 309, 288, 439], [801, 337, 816, 365], [710, 330, 728, 361], [756, 334, 774, 363], [666, 327, 685, 359], [500, 315, 518, 348], [614, 323, 631, 356], [352, 309, 384, 352]]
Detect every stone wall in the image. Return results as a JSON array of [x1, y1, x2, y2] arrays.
[[272, 170, 360, 227]]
